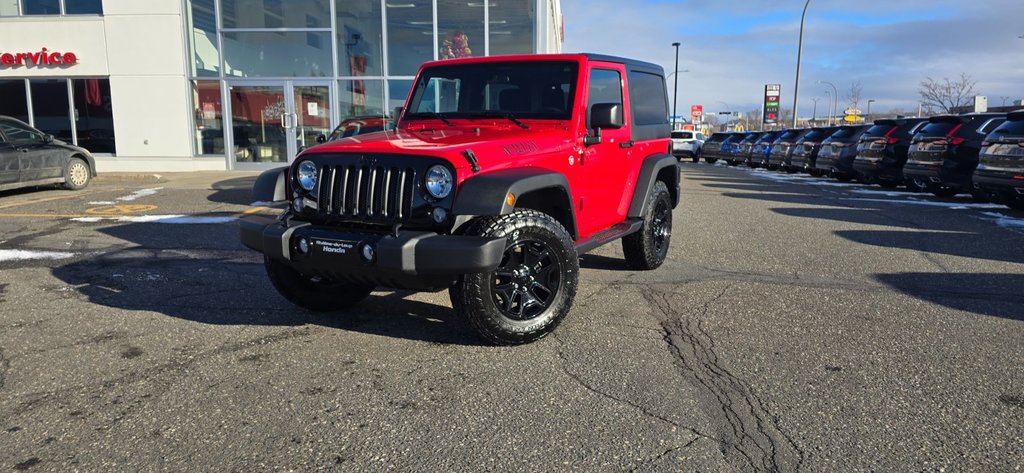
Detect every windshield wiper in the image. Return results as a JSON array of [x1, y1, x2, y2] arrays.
[[406, 111, 453, 127], [469, 111, 529, 129]]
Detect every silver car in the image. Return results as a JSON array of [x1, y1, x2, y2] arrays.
[[671, 130, 705, 162]]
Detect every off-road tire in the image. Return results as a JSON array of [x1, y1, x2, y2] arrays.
[[265, 257, 374, 312], [450, 210, 578, 345], [622, 180, 672, 271], [63, 157, 91, 190]]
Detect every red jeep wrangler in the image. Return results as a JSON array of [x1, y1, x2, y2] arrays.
[[241, 54, 679, 345]]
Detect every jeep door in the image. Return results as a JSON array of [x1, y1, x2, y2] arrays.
[[580, 62, 633, 236]]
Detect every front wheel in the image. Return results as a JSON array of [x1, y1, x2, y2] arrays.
[[905, 178, 928, 193], [450, 210, 578, 345], [622, 181, 672, 270], [63, 157, 91, 190], [930, 185, 959, 198], [704, 157, 718, 164], [265, 257, 374, 312]]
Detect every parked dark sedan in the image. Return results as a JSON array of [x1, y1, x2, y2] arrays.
[[814, 125, 870, 180], [766, 128, 809, 172], [904, 113, 1005, 197], [851, 118, 928, 187], [974, 110, 1024, 209], [788, 126, 840, 174], [747, 131, 781, 168], [0, 116, 96, 192]]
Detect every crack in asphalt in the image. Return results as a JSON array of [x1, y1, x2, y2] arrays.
[[0, 348, 8, 391], [646, 285, 805, 473]]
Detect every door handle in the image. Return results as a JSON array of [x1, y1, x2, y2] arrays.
[[619, 141, 634, 148]]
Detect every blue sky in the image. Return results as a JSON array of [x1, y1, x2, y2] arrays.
[[562, 0, 1024, 118]]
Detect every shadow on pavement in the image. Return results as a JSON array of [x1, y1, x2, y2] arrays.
[[208, 176, 259, 205], [838, 229, 1024, 265], [874, 272, 1024, 322], [50, 220, 483, 346]]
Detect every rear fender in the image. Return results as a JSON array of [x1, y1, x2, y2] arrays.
[[628, 153, 679, 217]]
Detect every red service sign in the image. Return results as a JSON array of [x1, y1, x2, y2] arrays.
[[0, 48, 78, 68]]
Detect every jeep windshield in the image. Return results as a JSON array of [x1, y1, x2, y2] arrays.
[[405, 61, 579, 123]]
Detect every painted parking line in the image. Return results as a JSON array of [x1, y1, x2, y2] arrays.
[[85, 204, 159, 215], [0, 188, 122, 210]]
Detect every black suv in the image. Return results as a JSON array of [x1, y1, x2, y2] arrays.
[[851, 118, 928, 186], [788, 126, 840, 174], [766, 128, 808, 172], [701, 133, 730, 163], [729, 132, 760, 166], [747, 131, 781, 168], [814, 125, 870, 180], [974, 110, 1024, 209], [904, 113, 1006, 197]]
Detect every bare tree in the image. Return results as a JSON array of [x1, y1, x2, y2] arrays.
[[845, 80, 863, 112], [918, 73, 977, 113], [702, 113, 720, 130]]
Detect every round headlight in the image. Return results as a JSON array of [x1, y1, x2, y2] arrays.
[[425, 165, 453, 199], [297, 161, 318, 192]]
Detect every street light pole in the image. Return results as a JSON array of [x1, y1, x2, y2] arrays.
[[791, 0, 811, 128], [672, 42, 681, 130], [824, 90, 832, 126], [810, 97, 819, 125], [866, 99, 875, 122], [818, 80, 838, 125]]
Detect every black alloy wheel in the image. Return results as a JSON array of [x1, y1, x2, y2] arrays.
[[490, 240, 562, 321], [623, 180, 672, 270]]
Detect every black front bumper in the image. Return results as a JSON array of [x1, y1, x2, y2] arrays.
[[240, 215, 506, 290]]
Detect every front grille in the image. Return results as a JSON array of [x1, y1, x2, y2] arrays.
[[316, 164, 417, 223]]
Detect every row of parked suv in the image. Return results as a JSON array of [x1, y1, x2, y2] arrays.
[[695, 111, 1024, 210]]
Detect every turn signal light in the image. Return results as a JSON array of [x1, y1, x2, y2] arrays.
[[505, 192, 516, 206]]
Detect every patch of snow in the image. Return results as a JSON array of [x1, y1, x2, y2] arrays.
[[116, 187, 163, 202], [979, 212, 1024, 229], [840, 198, 1006, 209], [249, 201, 277, 207], [0, 249, 75, 262], [849, 189, 907, 197]]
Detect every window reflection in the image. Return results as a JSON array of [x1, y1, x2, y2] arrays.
[[64, 0, 101, 14], [339, 79, 384, 121], [337, 0, 383, 77], [222, 32, 332, 77], [192, 81, 224, 155], [437, 0, 482, 60], [489, 0, 535, 55], [388, 80, 413, 115], [22, 0, 59, 14], [72, 79, 115, 153], [29, 79, 73, 143], [386, 0, 433, 76], [221, 0, 328, 29], [0, 80, 30, 123], [0, 0, 20, 16], [186, 0, 219, 77]]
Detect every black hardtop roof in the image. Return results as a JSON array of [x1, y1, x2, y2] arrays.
[[581, 53, 665, 75], [874, 117, 927, 126], [929, 112, 1005, 124], [1005, 109, 1024, 121]]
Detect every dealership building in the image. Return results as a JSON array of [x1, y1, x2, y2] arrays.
[[0, 0, 563, 171]]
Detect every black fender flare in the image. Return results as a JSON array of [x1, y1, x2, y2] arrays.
[[252, 166, 289, 203], [452, 168, 578, 239], [628, 153, 679, 218]]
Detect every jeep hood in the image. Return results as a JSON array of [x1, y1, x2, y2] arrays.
[[302, 124, 575, 171]]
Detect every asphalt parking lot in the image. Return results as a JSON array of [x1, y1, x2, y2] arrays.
[[0, 165, 1021, 471]]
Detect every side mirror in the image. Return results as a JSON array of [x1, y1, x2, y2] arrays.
[[43, 134, 54, 144], [316, 133, 327, 144], [589, 103, 623, 130], [392, 106, 405, 126]]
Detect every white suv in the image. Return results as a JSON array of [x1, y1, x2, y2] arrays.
[[671, 130, 705, 162]]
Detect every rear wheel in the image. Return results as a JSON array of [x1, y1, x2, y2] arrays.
[[905, 178, 928, 193], [930, 185, 959, 198], [1006, 196, 1024, 211], [704, 157, 717, 164], [450, 210, 578, 345], [63, 157, 91, 190], [622, 181, 672, 270], [970, 188, 991, 202], [265, 257, 374, 312]]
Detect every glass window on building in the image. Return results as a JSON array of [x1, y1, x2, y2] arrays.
[[437, 0, 482, 60], [0, 80, 30, 123], [388, 79, 414, 114], [489, 0, 535, 55], [222, 31, 332, 77], [71, 79, 115, 153], [29, 79, 73, 143], [336, 0, 383, 77], [386, 0, 433, 76], [0, 0, 19, 16], [220, 0, 328, 29], [22, 0, 60, 14], [191, 81, 224, 155], [336, 79, 386, 139], [64, 0, 101, 14], [186, 0, 219, 77]]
